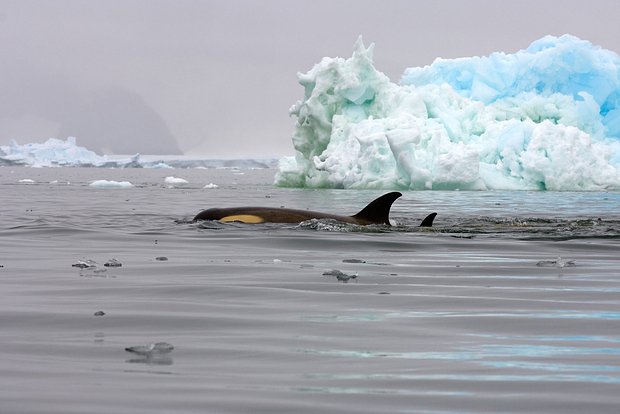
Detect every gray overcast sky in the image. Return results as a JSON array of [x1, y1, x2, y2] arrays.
[[1, 0, 620, 157]]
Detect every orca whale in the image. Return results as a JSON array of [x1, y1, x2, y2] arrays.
[[193, 192, 437, 227]]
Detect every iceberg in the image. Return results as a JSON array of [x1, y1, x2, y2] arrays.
[[0, 137, 109, 168], [0, 137, 278, 169], [275, 35, 620, 191]]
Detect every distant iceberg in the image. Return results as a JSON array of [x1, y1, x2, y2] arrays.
[[275, 35, 620, 191], [0, 137, 278, 169], [0, 137, 110, 167]]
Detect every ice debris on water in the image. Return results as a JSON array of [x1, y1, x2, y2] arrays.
[[72, 259, 97, 269], [203, 183, 219, 189], [164, 176, 188, 187], [89, 180, 134, 189], [104, 258, 123, 267], [322, 269, 358, 283], [125, 342, 174, 356], [73, 258, 122, 277], [536, 257, 576, 268]]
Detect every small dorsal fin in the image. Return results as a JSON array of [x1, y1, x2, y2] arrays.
[[419, 212, 437, 227], [351, 192, 402, 225]]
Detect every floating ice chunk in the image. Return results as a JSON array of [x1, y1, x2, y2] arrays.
[[164, 176, 188, 186], [18, 179, 35, 184], [89, 180, 134, 188], [104, 258, 123, 267], [536, 257, 576, 268], [322, 269, 358, 283], [203, 183, 219, 189], [343, 259, 366, 263], [72, 259, 97, 269], [125, 342, 174, 355]]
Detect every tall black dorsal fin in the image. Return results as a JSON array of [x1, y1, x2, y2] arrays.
[[351, 192, 402, 225], [419, 212, 437, 227]]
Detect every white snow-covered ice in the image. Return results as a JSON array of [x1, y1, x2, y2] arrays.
[[0, 137, 277, 169], [89, 180, 134, 189], [1, 137, 108, 168], [164, 176, 189, 186], [275, 35, 620, 191]]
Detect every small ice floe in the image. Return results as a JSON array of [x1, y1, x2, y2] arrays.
[[104, 258, 122, 267], [94, 311, 106, 316], [89, 180, 134, 188], [536, 257, 576, 268], [72, 259, 97, 269], [164, 176, 188, 187], [203, 183, 219, 189], [18, 179, 35, 184], [125, 342, 174, 356], [322, 269, 358, 283]]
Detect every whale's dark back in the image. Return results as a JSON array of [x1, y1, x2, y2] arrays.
[[193, 191, 404, 225]]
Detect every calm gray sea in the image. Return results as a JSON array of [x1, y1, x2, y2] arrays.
[[1, 166, 620, 414]]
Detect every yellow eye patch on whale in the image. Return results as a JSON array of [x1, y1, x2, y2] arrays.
[[219, 214, 265, 224]]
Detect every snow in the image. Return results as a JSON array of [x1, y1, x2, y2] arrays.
[[275, 35, 620, 191]]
